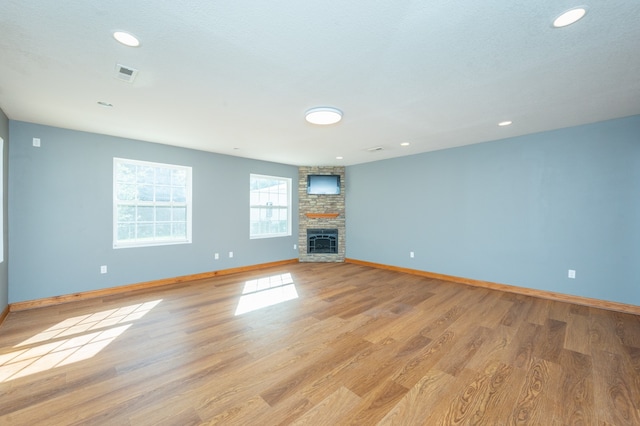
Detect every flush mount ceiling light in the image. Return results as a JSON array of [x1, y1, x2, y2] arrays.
[[305, 107, 343, 125], [553, 7, 587, 28], [498, 120, 513, 127], [113, 31, 140, 47]]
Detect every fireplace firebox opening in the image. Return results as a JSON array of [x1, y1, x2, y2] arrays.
[[307, 229, 338, 254]]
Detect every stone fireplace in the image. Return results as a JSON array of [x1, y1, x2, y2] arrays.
[[298, 166, 345, 262]]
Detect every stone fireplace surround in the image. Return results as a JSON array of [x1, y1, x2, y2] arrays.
[[298, 166, 345, 262]]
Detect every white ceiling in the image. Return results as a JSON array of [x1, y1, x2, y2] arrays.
[[1, 1, 639, 166]]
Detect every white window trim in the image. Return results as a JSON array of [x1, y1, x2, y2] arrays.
[[250, 173, 292, 239], [113, 157, 192, 249]]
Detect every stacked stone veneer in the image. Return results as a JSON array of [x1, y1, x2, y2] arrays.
[[298, 166, 345, 262]]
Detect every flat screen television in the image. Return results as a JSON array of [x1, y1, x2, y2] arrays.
[[307, 174, 340, 195]]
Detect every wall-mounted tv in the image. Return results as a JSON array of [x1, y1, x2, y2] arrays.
[[307, 174, 340, 195]]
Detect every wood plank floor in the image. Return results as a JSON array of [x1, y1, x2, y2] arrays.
[[1, 262, 639, 425]]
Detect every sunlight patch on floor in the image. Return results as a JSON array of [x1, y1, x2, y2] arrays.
[[235, 273, 298, 315], [0, 299, 162, 383]]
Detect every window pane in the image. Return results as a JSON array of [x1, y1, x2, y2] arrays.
[[156, 223, 172, 238], [250, 191, 259, 205], [117, 205, 136, 222], [137, 224, 154, 239], [116, 184, 137, 201], [172, 207, 186, 221], [274, 208, 285, 221], [138, 206, 154, 222], [155, 185, 171, 202], [117, 163, 137, 183], [172, 169, 187, 185], [156, 168, 171, 185], [172, 187, 186, 203], [118, 224, 135, 240], [156, 206, 172, 221], [172, 223, 186, 238], [138, 185, 154, 201], [138, 166, 154, 183]]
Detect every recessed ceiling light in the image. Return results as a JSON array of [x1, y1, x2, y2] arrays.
[[336, 156, 343, 160], [553, 7, 587, 28], [113, 31, 140, 47], [400, 142, 411, 147], [498, 120, 512, 127], [305, 107, 343, 125], [97, 101, 113, 107]]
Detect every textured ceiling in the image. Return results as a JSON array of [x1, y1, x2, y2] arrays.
[[1, 1, 639, 166]]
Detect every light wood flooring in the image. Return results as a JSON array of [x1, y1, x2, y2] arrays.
[[1, 262, 640, 425]]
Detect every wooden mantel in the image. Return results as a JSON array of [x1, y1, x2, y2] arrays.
[[305, 213, 340, 219]]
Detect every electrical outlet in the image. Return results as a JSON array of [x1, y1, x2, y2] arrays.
[[229, 251, 233, 258], [410, 251, 415, 258], [214, 253, 219, 260], [294, 244, 297, 250], [568, 269, 576, 279], [100, 265, 107, 274]]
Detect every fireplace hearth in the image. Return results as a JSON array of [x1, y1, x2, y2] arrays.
[[307, 229, 338, 254]]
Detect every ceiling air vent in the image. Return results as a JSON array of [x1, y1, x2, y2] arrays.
[[114, 63, 139, 83], [367, 146, 384, 152]]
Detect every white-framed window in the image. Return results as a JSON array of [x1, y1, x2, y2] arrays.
[[250, 174, 291, 239], [113, 158, 192, 248]]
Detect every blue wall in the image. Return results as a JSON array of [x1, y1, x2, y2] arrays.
[[9, 122, 299, 303], [346, 116, 640, 305], [7, 116, 640, 306]]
